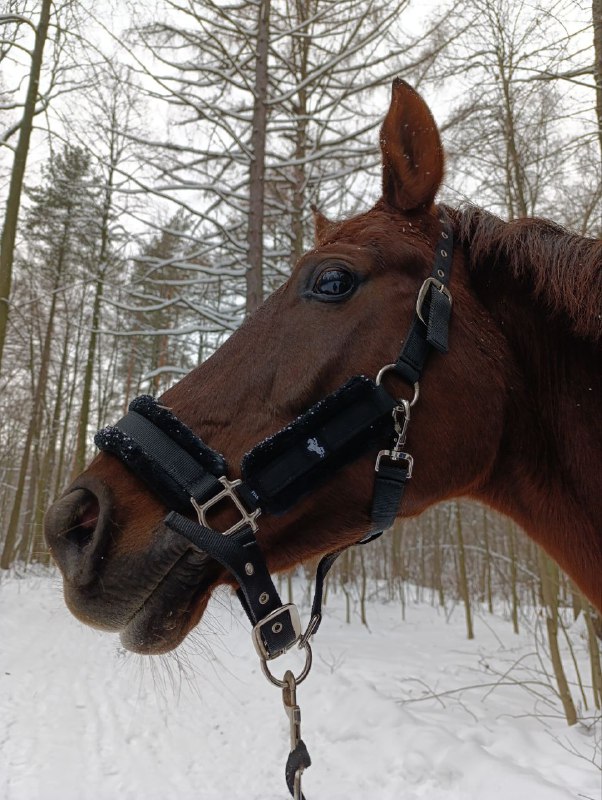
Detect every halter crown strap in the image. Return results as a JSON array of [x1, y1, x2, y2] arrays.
[[394, 209, 454, 384]]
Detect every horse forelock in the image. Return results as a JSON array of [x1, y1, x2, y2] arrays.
[[453, 204, 602, 344]]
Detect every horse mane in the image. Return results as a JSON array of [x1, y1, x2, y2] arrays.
[[450, 205, 602, 343]]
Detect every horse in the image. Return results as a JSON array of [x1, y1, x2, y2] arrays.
[[45, 79, 601, 664]]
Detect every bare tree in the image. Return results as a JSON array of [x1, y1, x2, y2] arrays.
[[0, 0, 52, 375], [594, 0, 602, 159], [0, 144, 101, 568], [246, 0, 271, 314], [431, 0, 597, 227]]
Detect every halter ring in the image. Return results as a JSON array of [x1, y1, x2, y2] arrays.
[[375, 364, 419, 407], [260, 641, 313, 688]]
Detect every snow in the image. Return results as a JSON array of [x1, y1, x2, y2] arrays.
[[1, 572, 600, 800]]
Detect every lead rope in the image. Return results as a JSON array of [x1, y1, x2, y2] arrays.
[[283, 671, 311, 800], [260, 623, 314, 799]]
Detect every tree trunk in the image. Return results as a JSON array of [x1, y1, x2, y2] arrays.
[[398, 523, 407, 621], [1, 279, 59, 568], [18, 432, 41, 563], [245, 0, 271, 316], [0, 0, 52, 375], [483, 508, 493, 613], [359, 545, 368, 627], [593, 0, 602, 164], [31, 316, 72, 559], [71, 271, 105, 477], [582, 598, 602, 710], [498, 68, 529, 217], [54, 299, 88, 498], [508, 520, 519, 634], [289, 0, 310, 271], [455, 502, 474, 639], [432, 509, 445, 607], [538, 549, 578, 726]]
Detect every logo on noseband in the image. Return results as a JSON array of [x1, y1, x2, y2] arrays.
[[306, 437, 326, 458]]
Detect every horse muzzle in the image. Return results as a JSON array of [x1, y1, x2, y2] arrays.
[[44, 476, 221, 651]]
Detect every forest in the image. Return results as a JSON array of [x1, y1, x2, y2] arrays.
[[0, 0, 600, 730]]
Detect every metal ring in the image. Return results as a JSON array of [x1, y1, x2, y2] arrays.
[[375, 364, 419, 407], [260, 642, 313, 688], [375, 362, 396, 386]]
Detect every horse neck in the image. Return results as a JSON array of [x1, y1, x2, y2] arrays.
[[465, 222, 602, 608]]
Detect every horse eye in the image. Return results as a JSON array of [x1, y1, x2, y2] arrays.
[[312, 267, 355, 298]]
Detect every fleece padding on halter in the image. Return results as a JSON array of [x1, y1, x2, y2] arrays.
[[95, 396, 228, 514], [241, 376, 397, 515]]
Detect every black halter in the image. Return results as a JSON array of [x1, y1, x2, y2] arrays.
[[95, 209, 454, 797]]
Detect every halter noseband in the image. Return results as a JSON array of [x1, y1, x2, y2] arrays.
[[94, 209, 454, 798]]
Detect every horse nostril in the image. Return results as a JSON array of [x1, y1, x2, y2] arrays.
[[64, 496, 100, 550], [45, 486, 110, 588]]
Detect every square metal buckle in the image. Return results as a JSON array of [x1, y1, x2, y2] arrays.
[[252, 604, 302, 660], [416, 277, 452, 324], [375, 449, 414, 477], [191, 476, 261, 536]]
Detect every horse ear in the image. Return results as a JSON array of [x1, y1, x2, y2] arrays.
[[311, 203, 333, 244], [380, 79, 444, 211]]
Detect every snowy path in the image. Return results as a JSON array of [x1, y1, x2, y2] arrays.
[[1, 573, 600, 799]]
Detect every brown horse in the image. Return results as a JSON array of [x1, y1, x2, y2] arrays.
[[45, 80, 601, 657]]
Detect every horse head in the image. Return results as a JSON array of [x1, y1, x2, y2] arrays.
[[44, 80, 516, 654]]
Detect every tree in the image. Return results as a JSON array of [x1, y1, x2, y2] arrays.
[[68, 69, 136, 476], [594, 0, 602, 160], [127, 0, 449, 317], [430, 0, 598, 228], [246, 0, 271, 315], [1, 143, 100, 568], [0, 0, 52, 376], [117, 213, 205, 399]]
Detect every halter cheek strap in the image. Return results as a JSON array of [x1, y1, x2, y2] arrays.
[[94, 209, 454, 799]]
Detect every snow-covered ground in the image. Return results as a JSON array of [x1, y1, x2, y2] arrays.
[[1, 572, 600, 800]]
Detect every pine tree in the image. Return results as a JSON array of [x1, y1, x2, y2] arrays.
[[0, 144, 101, 567]]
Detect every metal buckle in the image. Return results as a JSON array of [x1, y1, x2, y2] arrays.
[[416, 276, 452, 324], [374, 449, 414, 476], [252, 603, 302, 660], [191, 476, 261, 536]]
